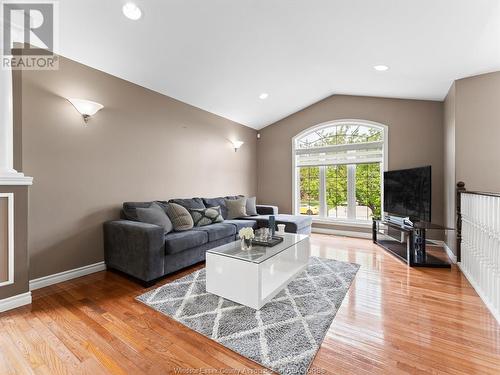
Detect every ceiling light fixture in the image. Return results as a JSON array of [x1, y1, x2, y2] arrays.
[[373, 65, 389, 72], [122, 2, 142, 20], [259, 93, 269, 100], [67, 98, 104, 124]]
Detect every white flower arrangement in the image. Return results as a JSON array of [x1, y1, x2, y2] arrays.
[[239, 227, 255, 240]]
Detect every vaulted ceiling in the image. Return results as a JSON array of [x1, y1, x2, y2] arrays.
[[57, 0, 500, 129]]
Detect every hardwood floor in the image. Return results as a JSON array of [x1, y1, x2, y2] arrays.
[[1, 234, 499, 374]]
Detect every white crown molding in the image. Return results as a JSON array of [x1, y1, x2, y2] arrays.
[[29, 261, 106, 291], [0, 292, 32, 313]]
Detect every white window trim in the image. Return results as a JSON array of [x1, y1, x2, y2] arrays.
[[291, 119, 388, 225]]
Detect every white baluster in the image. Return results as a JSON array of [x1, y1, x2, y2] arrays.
[[460, 193, 500, 321]]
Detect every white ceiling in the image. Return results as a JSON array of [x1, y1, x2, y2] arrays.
[[57, 0, 500, 129]]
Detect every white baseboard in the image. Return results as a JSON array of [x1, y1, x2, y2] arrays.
[[442, 242, 457, 264], [30, 261, 106, 291], [313, 229, 459, 264], [0, 292, 32, 313], [458, 263, 500, 324], [312, 227, 372, 239], [427, 240, 457, 264]]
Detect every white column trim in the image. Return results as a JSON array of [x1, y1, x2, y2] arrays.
[[0, 193, 14, 287], [0, 60, 33, 185], [0, 61, 15, 175], [0, 175, 33, 185]]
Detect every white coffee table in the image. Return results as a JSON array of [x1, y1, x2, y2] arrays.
[[206, 233, 310, 309]]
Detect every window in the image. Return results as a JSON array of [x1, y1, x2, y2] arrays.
[[293, 120, 387, 223]]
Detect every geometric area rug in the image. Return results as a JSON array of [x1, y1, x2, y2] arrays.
[[136, 257, 360, 375]]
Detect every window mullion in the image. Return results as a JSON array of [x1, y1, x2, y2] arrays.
[[347, 164, 356, 219], [319, 166, 327, 218]]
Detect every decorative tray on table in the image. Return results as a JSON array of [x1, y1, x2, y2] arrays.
[[251, 236, 284, 247]]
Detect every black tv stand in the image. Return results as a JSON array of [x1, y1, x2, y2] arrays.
[[372, 219, 452, 268]]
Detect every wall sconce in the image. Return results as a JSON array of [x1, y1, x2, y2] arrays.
[[232, 140, 244, 152], [67, 98, 104, 124]]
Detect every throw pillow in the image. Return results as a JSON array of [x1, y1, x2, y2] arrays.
[[136, 203, 173, 233], [189, 206, 224, 227], [225, 197, 247, 219], [123, 201, 153, 221], [202, 197, 229, 219], [164, 203, 194, 231], [246, 196, 258, 216]]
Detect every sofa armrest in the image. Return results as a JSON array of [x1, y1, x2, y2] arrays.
[[256, 205, 278, 215], [104, 220, 165, 282]]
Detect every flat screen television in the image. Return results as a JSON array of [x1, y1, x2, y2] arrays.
[[384, 166, 431, 222]]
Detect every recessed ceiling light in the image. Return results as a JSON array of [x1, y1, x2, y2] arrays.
[[373, 65, 389, 71], [259, 93, 269, 100], [122, 2, 142, 20]]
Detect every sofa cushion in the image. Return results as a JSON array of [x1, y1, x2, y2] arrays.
[[276, 214, 312, 232], [164, 203, 194, 231], [225, 197, 247, 219], [189, 206, 224, 227], [246, 197, 258, 216], [224, 219, 257, 232], [164, 230, 208, 255], [168, 198, 205, 210], [123, 202, 153, 221], [192, 223, 236, 242], [136, 203, 173, 233], [239, 214, 312, 233]]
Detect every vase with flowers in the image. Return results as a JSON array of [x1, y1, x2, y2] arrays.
[[238, 227, 254, 250]]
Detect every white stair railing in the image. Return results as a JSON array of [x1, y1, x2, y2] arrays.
[[459, 190, 500, 323]]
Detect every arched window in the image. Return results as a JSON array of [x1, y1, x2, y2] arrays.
[[293, 120, 388, 223]]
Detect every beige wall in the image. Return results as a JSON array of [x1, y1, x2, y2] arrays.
[[455, 72, 500, 192], [19, 55, 257, 280], [17, 52, 498, 280], [257, 95, 444, 231], [443, 83, 456, 253], [441, 71, 500, 256]]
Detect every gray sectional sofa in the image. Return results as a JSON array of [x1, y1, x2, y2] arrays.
[[103, 196, 312, 286]]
